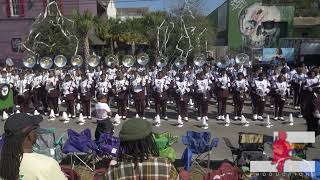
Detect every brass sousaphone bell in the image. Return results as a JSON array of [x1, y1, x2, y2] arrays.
[[122, 55, 135, 68], [174, 56, 187, 70], [194, 53, 206, 67], [235, 53, 250, 67], [137, 53, 149, 66], [23, 55, 37, 68], [217, 57, 231, 69], [105, 55, 118, 67], [54, 55, 67, 68], [156, 56, 168, 69], [87, 55, 101, 67], [40, 57, 53, 69], [71, 55, 83, 67]]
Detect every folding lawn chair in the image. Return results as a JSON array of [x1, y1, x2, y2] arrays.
[[153, 132, 179, 162], [223, 132, 269, 167], [63, 128, 98, 172], [32, 128, 65, 162], [181, 131, 219, 173], [96, 133, 120, 158]]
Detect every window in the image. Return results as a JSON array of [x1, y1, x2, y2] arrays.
[[9, 0, 20, 16]]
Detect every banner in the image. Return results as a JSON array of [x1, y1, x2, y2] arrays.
[[262, 48, 294, 63]]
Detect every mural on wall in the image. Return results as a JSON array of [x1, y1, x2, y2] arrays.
[[239, 2, 281, 48], [228, 0, 295, 50]]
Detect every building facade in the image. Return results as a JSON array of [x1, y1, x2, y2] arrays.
[[0, 0, 98, 63]]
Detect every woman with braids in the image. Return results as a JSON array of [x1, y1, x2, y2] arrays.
[[0, 113, 66, 180], [104, 118, 179, 180]]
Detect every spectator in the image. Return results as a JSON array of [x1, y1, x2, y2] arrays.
[[95, 95, 113, 140], [104, 118, 179, 180], [0, 113, 67, 180]]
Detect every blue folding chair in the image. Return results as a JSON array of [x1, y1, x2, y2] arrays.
[[63, 128, 98, 172], [181, 131, 219, 172], [96, 133, 120, 158]]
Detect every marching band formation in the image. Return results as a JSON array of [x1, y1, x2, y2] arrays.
[[0, 56, 319, 133]]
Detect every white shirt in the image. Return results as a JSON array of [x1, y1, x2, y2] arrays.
[[233, 79, 248, 92], [18, 153, 67, 180], [15, 79, 30, 94], [292, 73, 306, 84], [96, 102, 111, 120], [80, 79, 92, 94], [274, 81, 288, 96], [216, 75, 230, 89], [132, 76, 146, 93], [176, 80, 190, 95], [254, 79, 270, 95], [153, 78, 169, 92], [97, 81, 112, 95], [114, 79, 129, 92], [196, 79, 211, 92], [31, 75, 43, 89], [61, 81, 76, 95], [45, 77, 58, 92]]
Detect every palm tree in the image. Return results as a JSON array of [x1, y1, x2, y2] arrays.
[[94, 17, 121, 55], [72, 10, 94, 69], [119, 18, 147, 55]]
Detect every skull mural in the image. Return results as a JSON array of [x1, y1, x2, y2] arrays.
[[239, 3, 281, 48]]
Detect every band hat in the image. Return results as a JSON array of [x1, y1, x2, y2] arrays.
[[4, 113, 43, 137], [119, 118, 152, 141]]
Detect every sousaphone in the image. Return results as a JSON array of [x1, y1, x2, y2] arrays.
[[216, 58, 230, 69], [137, 53, 149, 66], [156, 56, 168, 68], [194, 53, 206, 67], [71, 55, 83, 67], [235, 53, 250, 66], [122, 55, 135, 68], [40, 57, 53, 69], [105, 55, 118, 67], [54, 55, 67, 68], [23, 55, 37, 68], [87, 55, 101, 67], [174, 56, 187, 70]]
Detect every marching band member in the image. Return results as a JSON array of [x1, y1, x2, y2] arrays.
[[268, 67, 279, 108], [216, 69, 230, 120], [14, 73, 31, 113], [232, 72, 248, 120], [131, 70, 147, 119], [195, 72, 211, 129], [61, 74, 77, 121], [79, 74, 93, 120], [96, 73, 112, 100], [273, 75, 289, 120], [153, 71, 170, 126], [30, 71, 43, 115], [301, 69, 319, 118], [45, 70, 60, 119], [113, 72, 129, 119], [108, 64, 118, 83], [174, 73, 191, 127], [291, 67, 306, 110], [147, 65, 158, 109], [303, 85, 320, 145], [251, 72, 270, 120]]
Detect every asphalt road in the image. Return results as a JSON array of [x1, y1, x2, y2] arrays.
[[1, 98, 319, 161]]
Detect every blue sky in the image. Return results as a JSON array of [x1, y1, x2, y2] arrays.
[[115, 0, 226, 15]]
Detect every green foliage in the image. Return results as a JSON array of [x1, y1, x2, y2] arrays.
[[23, 4, 77, 59], [72, 10, 94, 36]]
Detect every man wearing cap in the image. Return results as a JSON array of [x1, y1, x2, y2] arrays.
[[104, 118, 179, 180], [0, 113, 67, 180]]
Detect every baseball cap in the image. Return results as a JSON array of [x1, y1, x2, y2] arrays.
[[4, 113, 43, 137]]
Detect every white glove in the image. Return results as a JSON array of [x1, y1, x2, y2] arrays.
[[313, 110, 320, 119], [308, 87, 313, 92]]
